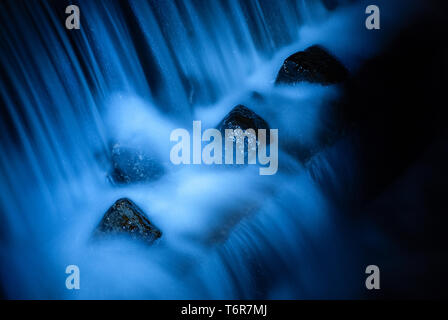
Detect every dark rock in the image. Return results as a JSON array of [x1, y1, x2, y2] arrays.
[[275, 45, 348, 85], [217, 105, 270, 138], [109, 143, 164, 184], [216, 105, 271, 165], [94, 198, 162, 245]]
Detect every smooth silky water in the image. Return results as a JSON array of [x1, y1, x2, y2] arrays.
[[0, 0, 421, 298]]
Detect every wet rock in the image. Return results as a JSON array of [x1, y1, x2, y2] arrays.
[[94, 198, 162, 245], [109, 143, 164, 184], [216, 105, 271, 166], [217, 105, 270, 138], [275, 45, 348, 85]]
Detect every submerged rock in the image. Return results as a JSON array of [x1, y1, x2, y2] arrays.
[[109, 143, 164, 184], [94, 198, 162, 245], [275, 45, 348, 85]]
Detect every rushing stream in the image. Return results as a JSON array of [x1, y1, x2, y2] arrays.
[[0, 0, 423, 299]]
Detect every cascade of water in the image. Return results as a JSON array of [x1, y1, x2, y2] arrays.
[[0, 0, 421, 299]]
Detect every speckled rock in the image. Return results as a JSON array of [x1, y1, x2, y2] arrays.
[[276, 45, 348, 85], [218, 105, 270, 139], [217, 105, 271, 164], [94, 198, 162, 245]]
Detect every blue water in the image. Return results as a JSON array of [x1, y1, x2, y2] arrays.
[[0, 0, 422, 299]]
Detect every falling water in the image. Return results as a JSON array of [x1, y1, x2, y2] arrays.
[[0, 0, 423, 299]]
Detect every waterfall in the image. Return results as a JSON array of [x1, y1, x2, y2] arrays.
[[0, 0, 420, 299]]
